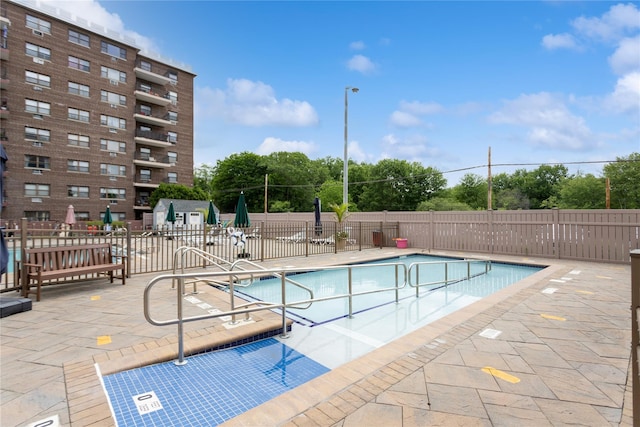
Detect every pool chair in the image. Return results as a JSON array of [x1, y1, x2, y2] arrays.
[[276, 230, 307, 243]]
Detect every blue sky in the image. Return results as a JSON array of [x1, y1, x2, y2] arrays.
[[44, 0, 640, 186]]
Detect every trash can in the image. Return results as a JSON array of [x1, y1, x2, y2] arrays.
[[372, 230, 382, 246], [395, 238, 408, 249]]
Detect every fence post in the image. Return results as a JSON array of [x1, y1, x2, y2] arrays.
[[428, 211, 434, 251], [20, 218, 28, 296], [553, 208, 560, 259], [630, 250, 640, 422], [488, 209, 493, 254], [126, 222, 132, 278]]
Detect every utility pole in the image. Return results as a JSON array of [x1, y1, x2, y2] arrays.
[[487, 146, 492, 210]]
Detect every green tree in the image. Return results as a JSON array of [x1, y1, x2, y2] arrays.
[[149, 183, 207, 208], [557, 173, 606, 209], [211, 152, 268, 213], [416, 197, 472, 211], [604, 153, 640, 208], [264, 152, 323, 212], [193, 164, 216, 200], [453, 173, 488, 210], [359, 159, 446, 211]]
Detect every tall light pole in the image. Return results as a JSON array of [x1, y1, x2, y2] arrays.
[[343, 86, 359, 207]]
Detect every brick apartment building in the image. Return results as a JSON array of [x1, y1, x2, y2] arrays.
[[0, 0, 195, 225]]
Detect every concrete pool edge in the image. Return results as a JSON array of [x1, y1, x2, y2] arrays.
[[219, 260, 564, 426]]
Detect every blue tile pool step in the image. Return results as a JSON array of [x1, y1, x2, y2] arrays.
[[102, 337, 329, 427]]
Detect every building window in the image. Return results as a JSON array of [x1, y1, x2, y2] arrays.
[[139, 169, 151, 183], [168, 152, 177, 164], [100, 139, 126, 153], [139, 60, 151, 72], [68, 29, 90, 47], [167, 91, 178, 103], [68, 81, 90, 97], [167, 111, 177, 122], [168, 71, 178, 85], [25, 126, 50, 142], [25, 70, 50, 87], [100, 90, 126, 106], [100, 115, 126, 129], [24, 183, 50, 197], [100, 41, 126, 59], [68, 133, 90, 148], [167, 131, 177, 144], [26, 14, 51, 34], [67, 159, 89, 173], [68, 56, 90, 72], [68, 107, 90, 122], [101, 66, 126, 83], [167, 172, 177, 183], [75, 212, 90, 221], [139, 105, 152, 116], [25, 42, 51, 60], [24, 155, 50, 169], [24, 211, 50, 221], [100, 188, 126, 200], [139, 147, 151, 160], [100, 164, 126, 177], [68, 185, 89, 198], [25, 99, 50, 115]]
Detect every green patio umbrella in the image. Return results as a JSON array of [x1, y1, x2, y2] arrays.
[[166, 201, 176, 224], [206, 200, 217, 225], [103, 205, 113, 232], [233, 192, 250, 228]]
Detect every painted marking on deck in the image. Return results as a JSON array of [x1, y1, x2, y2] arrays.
[[577, 290, 594, 295], [541, 313, 566, 321], [542, 287, 558, 294], [133, 391, 163, 415], [596, 275, 612, 279], [184, 296, 202, 304], [90, 295, 100, 301], [482, 366, 520, 383], [197, 302, 213, 309], [97, 335, 112, 345], [479, 328, 502, 339], [26, 414, 60, 427], [569, 270, 581, 275], [550, 279, 566, 283], [560, 277, 573, 281]]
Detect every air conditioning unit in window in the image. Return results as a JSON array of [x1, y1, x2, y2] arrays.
[[32, 29, 44, 37], [109, 152, 117, 157], [33, 86, 43, 91], [111, 56, 118, 62], [31, 197, 42, 203], [109, 176, 117, 181], [32, 169, 42, 175], [32, 141, 43, 147], [110, 200, 118, 204], [33, 114, 43, 120], [171, 101, 177, 106], [110, 104, 117, 109], [109, 80, 119, 86], [109, 128, 117, 133], [33, 57, 45, 65]]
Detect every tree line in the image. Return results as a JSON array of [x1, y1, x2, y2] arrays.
[[148, 152, 640, 213]]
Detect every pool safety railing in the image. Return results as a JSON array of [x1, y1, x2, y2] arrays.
[[171, 246, 314, 309], [408, 259, 492, 296], [143, 257, 490, 365]]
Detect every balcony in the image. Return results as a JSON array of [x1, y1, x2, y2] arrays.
[[134, 107, 172, 127], [133, 174, 160, 188], [0, 69, 7, 90], [133, 152, 171, 168], [134, 86, 171, 106], [134, 129, 173, 148], [134, 198, 152, 210], [134, 63, 171, 86]]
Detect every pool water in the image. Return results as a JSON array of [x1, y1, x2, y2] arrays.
[[102, 338, 329, 427]]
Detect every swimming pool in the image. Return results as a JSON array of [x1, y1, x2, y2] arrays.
[[104, 254, 543, 426]]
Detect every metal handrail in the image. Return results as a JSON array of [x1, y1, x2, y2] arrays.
[[408, 259, 492, 296]]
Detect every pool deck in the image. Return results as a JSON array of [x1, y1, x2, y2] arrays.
[[1, 248, 633, 426]]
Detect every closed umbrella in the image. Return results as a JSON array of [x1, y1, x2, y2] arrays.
[[65, 205, 76, 226], [206, 200, 217, 225], [166, 201, 176, 238], [233, 192, 250, 228], [103, 205, 113, 231], [314, 197, 322, 236]]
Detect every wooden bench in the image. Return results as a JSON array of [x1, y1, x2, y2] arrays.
[[20, 243, 126, 301]]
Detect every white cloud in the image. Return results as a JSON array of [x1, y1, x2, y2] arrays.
[[256, 137, 318, 156], [389, 111, 423, 127], [571, 3, 640, 43], [196, 79, 319, 127], [389, 100, 443, 128], [541, 33, 579, 50], [347, 141, 371, 163], [349, 41, 366, 50], [347, 54, 376, 74], [488, 92, 594, 150], [41, 0, 156, 51], [380, 134, 438, 162], [603, 72, 640, 114], [608, 35, 640, 75]]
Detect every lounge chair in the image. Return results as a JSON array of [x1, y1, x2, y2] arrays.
[[276, 230, 307, 243]]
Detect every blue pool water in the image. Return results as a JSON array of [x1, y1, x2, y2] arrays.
[[103, 254, 543, 426], [237, 254, 541, 325], [102, 338, 329, 427]]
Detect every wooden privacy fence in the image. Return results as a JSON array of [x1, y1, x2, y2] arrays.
[[1, 209, 638, 293]]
